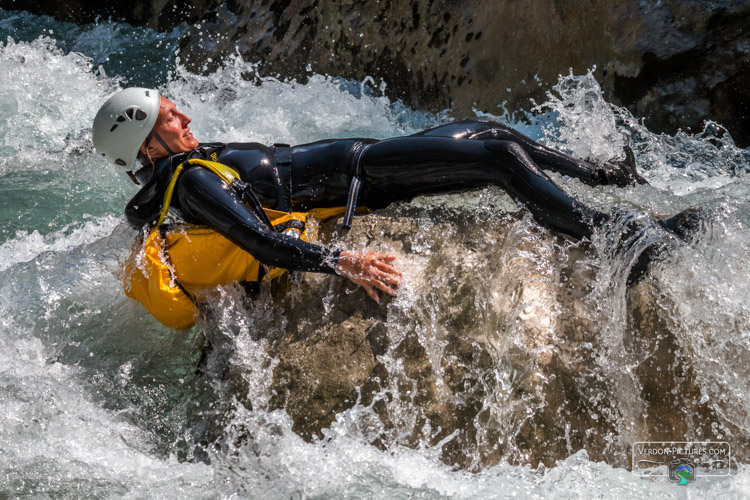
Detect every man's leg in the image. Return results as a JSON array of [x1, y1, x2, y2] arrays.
[[359, 136, 606, 240], [415, 118, 646, 187]]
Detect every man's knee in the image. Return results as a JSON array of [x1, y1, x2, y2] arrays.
[[483, 139, 525, 157], [475, 116, 506, 127], [483, 140, 545, 176]]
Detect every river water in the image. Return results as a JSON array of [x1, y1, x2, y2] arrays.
[[1, 8, 749, 498]]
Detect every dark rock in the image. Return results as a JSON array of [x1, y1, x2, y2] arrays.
[[5, 0, 750, 145], [268, 309, 383, 439], [175, 0, 750, 146]]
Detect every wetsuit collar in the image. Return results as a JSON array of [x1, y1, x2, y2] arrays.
[[133, 144, 224, 185], [133, 165, 153, 185]]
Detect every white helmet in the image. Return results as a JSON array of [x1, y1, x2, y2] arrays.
[[92, 88, 161, 170]]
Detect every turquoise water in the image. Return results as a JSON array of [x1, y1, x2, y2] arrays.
[[1, 9, 749, 498]]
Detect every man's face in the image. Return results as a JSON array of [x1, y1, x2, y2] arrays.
[[142, 97, 199, 158]]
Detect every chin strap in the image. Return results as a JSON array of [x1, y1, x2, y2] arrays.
[[145, 130, 176, 157]]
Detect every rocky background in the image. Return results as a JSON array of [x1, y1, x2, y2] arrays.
[[3, 0, 749, 146]]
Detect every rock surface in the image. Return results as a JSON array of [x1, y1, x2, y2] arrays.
[[197, 203, 749, 469], [4, 0, 749, 145]]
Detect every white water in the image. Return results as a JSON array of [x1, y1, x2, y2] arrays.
[[1, 11, 750, 498]]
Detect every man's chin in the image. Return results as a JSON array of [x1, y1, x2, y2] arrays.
[[179, 139, 200, 151]]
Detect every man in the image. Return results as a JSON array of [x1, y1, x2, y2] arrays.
[[94, 88, 661, 303]]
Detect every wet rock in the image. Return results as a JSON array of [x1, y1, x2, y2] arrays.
[[0, 0, 217, 29], [201, 203, 749, 470], [268, 310, 382, 439]]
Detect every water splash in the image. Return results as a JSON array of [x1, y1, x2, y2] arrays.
[[534, 68, 750, 196], [163, 54, 441, 146]]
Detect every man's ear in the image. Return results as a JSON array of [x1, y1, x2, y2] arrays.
[[139, 143, 157, 156], [138, 141, 156, 167]]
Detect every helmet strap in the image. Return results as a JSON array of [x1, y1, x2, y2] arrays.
[[151, 130, 176, 157], [144, 129, 176, 158]]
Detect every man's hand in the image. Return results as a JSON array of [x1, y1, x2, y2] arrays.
[[336, 251, 402, 302]]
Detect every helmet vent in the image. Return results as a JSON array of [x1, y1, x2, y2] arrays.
[[116, 115, 126, 122], [125, 108, 135, 120], [110, 124, 118, 132], [115, 159, 127, 166], [135, 109, 147, 120]]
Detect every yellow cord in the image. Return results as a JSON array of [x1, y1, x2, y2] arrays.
[[155, 159, 242, 227]]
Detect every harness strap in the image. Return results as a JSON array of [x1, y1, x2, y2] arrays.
[[274, 219, 306, 232], [273, 143, 293, 213], [158, 225, 199, 308], [342, 142, 369, 232], [342, 178, 362, 232], [156, 162, 187, 226], [156, 158, 276, 229], [235, 178, 275, 229]]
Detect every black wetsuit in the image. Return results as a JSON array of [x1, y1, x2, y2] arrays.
[[126, 118, 642, 274]]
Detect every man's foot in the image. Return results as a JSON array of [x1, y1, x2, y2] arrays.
[[626, 240, 669, 286], [598, 146, 648, 187], [657, 207, 707, 243], [626, 207, 708, 285]]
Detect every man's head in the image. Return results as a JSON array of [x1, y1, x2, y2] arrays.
[[92, 88, 199, 173], [139, 97, 199, 161]]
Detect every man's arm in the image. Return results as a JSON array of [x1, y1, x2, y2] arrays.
[[176, 166, 340, 273], [177, 166, 401, 300]]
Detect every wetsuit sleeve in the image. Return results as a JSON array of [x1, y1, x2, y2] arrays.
[[176, 167, 341, 274]]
